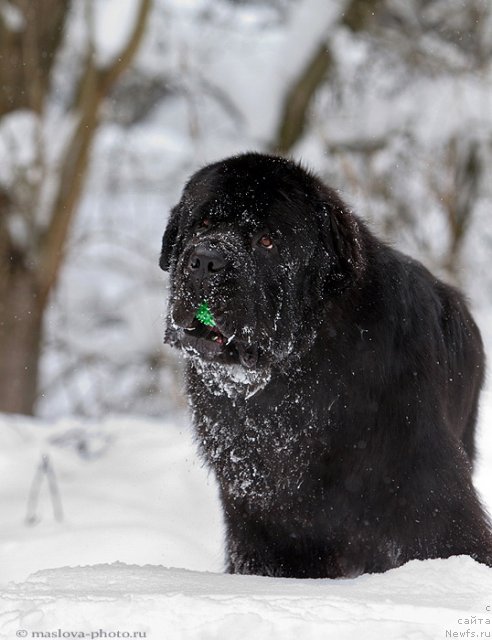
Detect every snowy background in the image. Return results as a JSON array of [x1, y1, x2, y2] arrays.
[[1, 0, 492, 636]]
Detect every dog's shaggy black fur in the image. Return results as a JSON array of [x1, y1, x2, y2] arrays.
[[160, 152, 492, 578]]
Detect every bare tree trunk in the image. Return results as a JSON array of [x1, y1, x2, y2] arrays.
[[0, 0, 70, 117], [0, 244, 43, 413], [0, 0, 152, 415], [441, 139, 481, 283]]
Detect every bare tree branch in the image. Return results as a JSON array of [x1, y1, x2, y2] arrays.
[[98, 0, 152, 97], [271, 42, 332, 154], [271, 0, 384, 154], [37, 0, 152, 307]]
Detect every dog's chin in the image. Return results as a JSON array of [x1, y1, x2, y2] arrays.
[[181, 330, 239, 364], [181, 333, 260, 369]]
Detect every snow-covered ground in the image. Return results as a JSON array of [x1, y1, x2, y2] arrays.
[[0, 416, 223, 585], [3, 558, 492, 639], [1, 382, 492, 637]]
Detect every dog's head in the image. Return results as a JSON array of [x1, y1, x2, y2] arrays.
[[160, 153, 365, 370]]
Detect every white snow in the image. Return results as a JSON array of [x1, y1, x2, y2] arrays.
[[0, 416, 223, 585], [93, 0, 143, 68], [0, 110, 39, 188], [2, 558, 492, 639], [0, 1, 24, 32]]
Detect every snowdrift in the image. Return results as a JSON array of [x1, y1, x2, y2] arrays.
[[2, 557, 492, 639]]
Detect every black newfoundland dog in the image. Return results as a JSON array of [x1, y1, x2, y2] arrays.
[[160, 152, 492, 578]]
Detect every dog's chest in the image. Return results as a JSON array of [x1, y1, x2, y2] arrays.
[[194, 398, 323, 509]]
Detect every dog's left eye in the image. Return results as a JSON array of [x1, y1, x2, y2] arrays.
[[197, 218, 211, 231], [258, 234, 274, 250]]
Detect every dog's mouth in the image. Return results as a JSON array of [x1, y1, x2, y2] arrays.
[[184, 316, 227, 346], [177, 313, 259, 369]]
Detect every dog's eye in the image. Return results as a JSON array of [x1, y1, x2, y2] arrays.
[[258, 234, 274, 250], [198, 218, 211, 231]]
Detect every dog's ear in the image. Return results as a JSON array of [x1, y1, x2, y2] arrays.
[[159, 205, 181, 272], [317, 187, 365, 291]]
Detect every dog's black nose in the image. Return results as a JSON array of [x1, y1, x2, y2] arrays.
[[188, 246, 226, 281]]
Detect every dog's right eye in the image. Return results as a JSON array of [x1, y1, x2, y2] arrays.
[[197, 218, 211, 232]]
